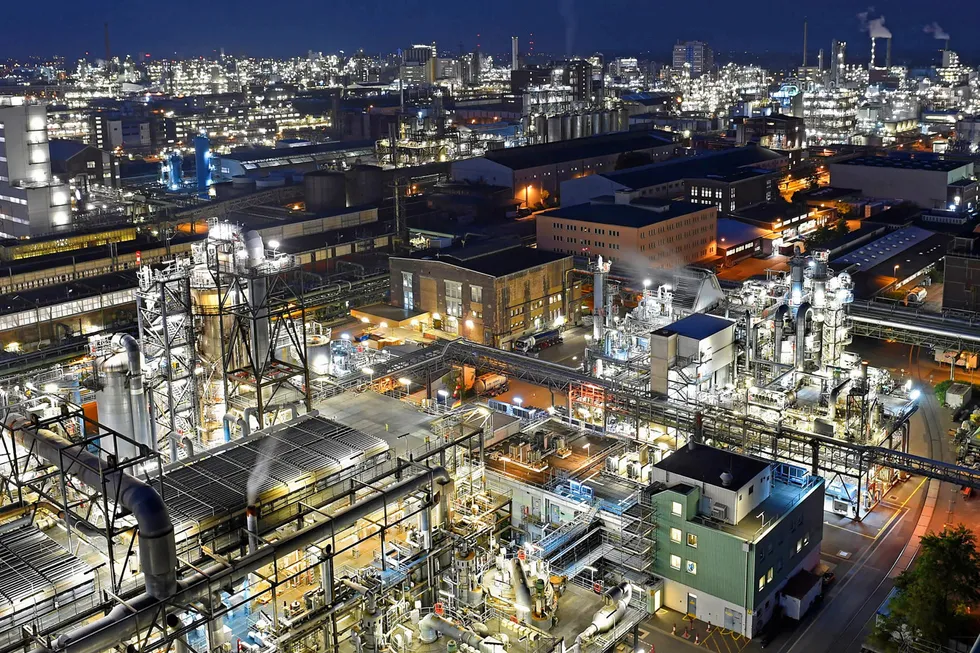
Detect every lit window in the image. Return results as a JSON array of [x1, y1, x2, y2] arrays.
[[758, 575, 766, 591], [687, 533, 698, 548], [803, 533, 810, 547], [670, 555, 681, 570], [670, 528, 682, 543], [796, 539, 802, 553], [686, 560, 697, 575], [671, 501, 683, 516], [767, 568, 774, 582]]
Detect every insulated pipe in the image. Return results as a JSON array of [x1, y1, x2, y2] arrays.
[[113, 334, 153, 452], [510, 557, 533, 614], [829, 378, 851, 420], [575, 582, 632, 644], [796, 302, 812, 371], [4, 415, 177, 600], [243, 407, 257, 433], [245, 506, 259, 555], [773, 305, 789, 365], [40, 466, 451, 653], [181, 437, 194, 458], [419, 614, 490, 652]]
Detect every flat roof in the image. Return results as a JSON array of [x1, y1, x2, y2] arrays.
[[656, 443, 769, 490], [434, 247, 571, 277], [718, 217, 769, 246], [654, 312, 734, 341], [220, 140, 376, 164], [483, 130, 674, 170], [603, 145, 785, 190], [832, 225, 935, 268], [835, 155, 970, 172], [540, 198, 707, 228]]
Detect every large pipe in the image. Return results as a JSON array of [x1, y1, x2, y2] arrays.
[[113, 334, 153, 453], [510, 557, 533, 614], [40, 466, 451, 653], [773, 304, 789, 365], [796, 302, 812, 371], [4, 415, 177, 600], [419, 614, 498, 653], [244, 231, 271, 386], [576, 582, 632, 644], [245, 506, 259, 555]]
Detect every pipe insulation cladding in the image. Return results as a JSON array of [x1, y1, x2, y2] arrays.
[[34, 466, 451, 653], [4, 414, 178, 600]]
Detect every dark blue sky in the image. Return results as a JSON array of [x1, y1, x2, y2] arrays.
[[6, 0, 978, 61]]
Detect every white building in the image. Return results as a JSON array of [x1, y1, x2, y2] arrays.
[[0, 98, 71, 237]]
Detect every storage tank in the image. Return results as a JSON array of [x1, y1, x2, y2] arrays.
[[534, 115, 548, 143], [231, 176, 255, 189], [601, 111, 611, 134], [547, 117, 561, 143], [194, 134, 212, 198], [345, 164, 384, 207], [572, 114, 585, 139], [96, 352, 137, 461], [304, 170, 347, 213], [304, 334, 332, 376], [255, 176, 286, 189], [561, 115, 573, 141], [591, 111, 602, 135]]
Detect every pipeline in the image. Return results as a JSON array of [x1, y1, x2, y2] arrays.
[[37, 466, 451, 653], [575, 582, 632, 645], [773, 304, 789, 365], [113, 334, 153, 453], [510, 557, 533, 615], [795, 302, 812, 371], [419, 614, 504, 653], [4, 414, 177, 600]]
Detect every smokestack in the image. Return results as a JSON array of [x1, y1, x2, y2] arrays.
[[802, 19, 808, 68], [870, 37, 876, 69], [885, 37, 892, 68], [818, 48, 824, 70], [246, 505, 260, 554], [512, 36, 519, 70]]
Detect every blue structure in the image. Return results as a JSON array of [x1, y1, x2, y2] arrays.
[[164, 151, 184, 190], [194, 133, 213, 197]]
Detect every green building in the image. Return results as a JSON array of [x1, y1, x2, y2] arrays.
[[650, 444, 825, 637]]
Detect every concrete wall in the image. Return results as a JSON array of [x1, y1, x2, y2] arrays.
[[829, 162, 972, 210]]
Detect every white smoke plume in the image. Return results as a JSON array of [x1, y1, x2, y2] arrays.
[[559, 0, 577, 57], [923, 22, 950, 41], [858, 8, 892, 39], [246, 435, 279, 506]]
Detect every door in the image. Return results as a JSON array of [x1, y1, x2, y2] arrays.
[[724, 607, 742, 633], [687, 593, 697, 617]]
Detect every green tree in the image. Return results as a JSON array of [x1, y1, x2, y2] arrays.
[[615, 150, 653, 170], [871, 525, 980, 652]]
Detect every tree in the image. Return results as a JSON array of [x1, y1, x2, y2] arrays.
[[804, 219, 850, 249], [615, 150, 653, 170], [871, 525, 980, 652]]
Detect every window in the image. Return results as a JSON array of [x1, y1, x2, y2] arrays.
[[445, 281, 463, 317], [671, 501, 683, 516], [758, 575, 766, 591], [670, 555, 681, 570], [803, 533, 810, 547], [470, 285, 483, 304], [670, 528, 682, 543], [767, 567, 774, 582], [686, 560, 697, 575], [687, 533, 698, 548], [402, 272, 414, 310], [748, 485, 754, 495], [796, 539, 802, 553], [87, 160, 96, 169]]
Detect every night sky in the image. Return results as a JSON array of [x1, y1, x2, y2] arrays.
[[5, 0, 978, 62]]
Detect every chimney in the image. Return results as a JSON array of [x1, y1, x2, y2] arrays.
[[802, 19, 808, 68], [885, 37, 892, 69], [246, 505, 260, 554]]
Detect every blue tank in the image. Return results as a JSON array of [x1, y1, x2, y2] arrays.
[[167, 151, 183, 190], [194, 133, 213, 197]]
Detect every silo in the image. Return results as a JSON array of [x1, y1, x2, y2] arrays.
[[305, 334, 332, 376], [534, 115, 548, 143], [345, 164, 385, 207], [547, 116, 561, 143], [572, 114, 584, 139], [96, 353, 137, 461], [561, 115, 573, 141], [304, 170, 347, 213], [601, 111, 611, 134], [591, 111, 602, 135], [194, 134, 212, 198]]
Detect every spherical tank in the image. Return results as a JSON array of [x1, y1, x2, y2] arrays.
[[345, 164, 384, 207], [96, 352, 137, 460], [304, 170, 347, 213]]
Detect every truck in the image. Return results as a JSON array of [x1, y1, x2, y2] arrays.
[[934, 349, 979, 370], [513, 329, 563, 354], [474, 373, 509, 396], [905, 286, 928, 304]]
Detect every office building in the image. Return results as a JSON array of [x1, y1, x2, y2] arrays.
[[389, 246, 580, 348], [735, 115, 806, 151], [943, 243, 980, 313], [652, 444, 825, 636], [829, 155, 977, 212], [538, 197, 717, 266], [831, 41, 847, 85], [400, 44, 437, 86], [0, 98, 71, 237], [672, 41, 714, 77], [564, 59, 594, 104]]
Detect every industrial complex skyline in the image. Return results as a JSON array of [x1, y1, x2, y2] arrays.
[[3, 1, 978, 60]]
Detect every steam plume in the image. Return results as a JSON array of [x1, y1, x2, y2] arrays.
[[559, 0, 577, 57], [246, 436, 279, 505], [923, 23, 950, 41], [858, 8, 892, 39]]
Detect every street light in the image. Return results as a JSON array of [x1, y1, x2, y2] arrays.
[[513, 396, 523, 408], [399, 378, 412, 395], [642, 278, 651, 289], [362, 367, 374, 384]]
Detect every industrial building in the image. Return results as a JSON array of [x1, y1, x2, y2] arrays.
[[537, 198, 717, 266], [560, 145, 785, 209], [450, 131, 677, 207], [828, 155, 977, 212], [672, 41, 714, 77], [389, 245, 580, 347]]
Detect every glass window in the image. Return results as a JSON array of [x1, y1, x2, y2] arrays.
[[445, 281, 463, 317], [758, 575, 765, 591], [670, 528, 682, 543], [796, 538, 802, 553], [767, 567, 774, 582], [687, 533, 698, 548], [671, 501, 683, 516], [686, 560, 697, 575], [402, 272, 414, 310], [670, 555, 681, 570], [470, 285, 483, 304]]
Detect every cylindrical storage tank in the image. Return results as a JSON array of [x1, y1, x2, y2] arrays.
[[96, 353, 137, 461], [591, 111, 602, 135], [572, 114, 584, 139], [547, 117, 561, 143], [304, 170, 347, 213], [561, 115, 573, 141], [305, 335, 332, 376], [345, 164, 384, 207], [601, 111, 611, 134], [534, 115, 547, 143], [194, 134, 212, 197], [255, 176, 285, 189], [231, 175, 255, 189]]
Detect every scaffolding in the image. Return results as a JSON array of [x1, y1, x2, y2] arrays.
[[136, 259, 200, 462]]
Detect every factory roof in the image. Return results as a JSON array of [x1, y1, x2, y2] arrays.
[[832, 225, 936, 268], [656, 444, 770, 491], [482, 130, 675, 170], [540, 198, 708, 228], [47, 138, 94, 162], [797, 186, 863, 203], [418, 246, 570, 277], [731, 200, 807, 225], [834, 154, 970, 173], [602, 144, 784, 190], [717, 217, 770, 247], [0, 271, 136, 316], [654, 313, 734, 340], [848, 231, 953, 298], [218, 139, 375, 167], [864, 202, 921, 227]]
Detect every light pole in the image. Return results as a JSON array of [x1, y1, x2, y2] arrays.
[[399, 377, 412, 397], [362, 367, 374, 385]]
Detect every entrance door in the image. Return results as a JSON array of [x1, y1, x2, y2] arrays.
[[687, 593, 697, 617], [724, 608, 743, 633]]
